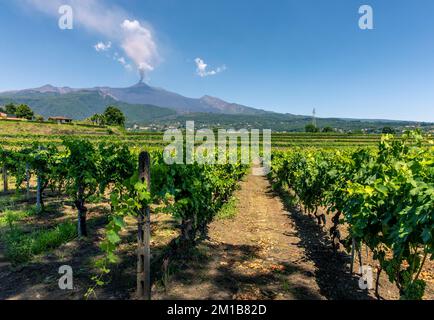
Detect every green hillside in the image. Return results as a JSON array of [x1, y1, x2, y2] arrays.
[[143, 112, 432, 133], [0, 91, 176, 123]]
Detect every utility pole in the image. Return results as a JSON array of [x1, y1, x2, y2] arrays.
[[312, 108, 317, 128]]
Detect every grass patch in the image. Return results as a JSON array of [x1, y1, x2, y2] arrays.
[[2, 222, 77, 265], [216, 196, 238, 220], [0, 208, 39, 228], [281, 278, 291, 293], [0, 194, 27, 209]]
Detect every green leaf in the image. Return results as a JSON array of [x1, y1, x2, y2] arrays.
[[107, 230, 121, 244], [113, 216, 125, 228]]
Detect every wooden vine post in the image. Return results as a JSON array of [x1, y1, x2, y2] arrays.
[[350, 237, 356, 274], [36, 146, 43, 211], [36, 174, 42, 211], [26, 162, 31, 200], [2, 165, 8, 193], [137, 152, 151, 300]]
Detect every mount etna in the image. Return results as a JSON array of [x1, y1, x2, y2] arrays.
[[0, 82, 430, 132]]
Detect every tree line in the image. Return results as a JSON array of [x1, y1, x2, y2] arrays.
[[1, 102, 126, 127], [0, 103, 35, 120]]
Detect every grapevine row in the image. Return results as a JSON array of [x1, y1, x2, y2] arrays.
[[269, 131, 433, 299]]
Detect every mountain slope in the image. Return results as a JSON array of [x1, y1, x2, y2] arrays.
[[199, 95, 269, 115], [1, 82, 273, 116], [0, 90, 176, 123], [95, 82, 272, 114], [96, 82, 216, 113]]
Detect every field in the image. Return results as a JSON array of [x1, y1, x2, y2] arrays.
[[1, 119, 386, 149], [0, 120, 433, 300]]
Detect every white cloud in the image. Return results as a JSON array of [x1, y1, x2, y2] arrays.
[[116, 56, 132, 70], [195, 58, 226, 77], [94, 41, 111, 52], [23, 0, 160, 79]]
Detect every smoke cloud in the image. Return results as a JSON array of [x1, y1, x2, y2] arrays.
[[23, 0, 160, 81], [120, 19, 158, 82]]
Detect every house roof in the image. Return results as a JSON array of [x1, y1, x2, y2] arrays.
[[0, 113, 18, 118]]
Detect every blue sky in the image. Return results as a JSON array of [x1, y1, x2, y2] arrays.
[[0, 0, 433, 121]]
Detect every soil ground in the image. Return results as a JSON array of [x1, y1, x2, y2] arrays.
[[153, 173, 433, 300], [0, 174, 432, 300]]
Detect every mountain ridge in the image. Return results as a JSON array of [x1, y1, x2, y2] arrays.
[[0, 83, 432, 132], [0, 82, 271, 116], [0, 89, 176, 123]]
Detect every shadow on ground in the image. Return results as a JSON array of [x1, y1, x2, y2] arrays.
[[267, 182, 373, 300], [0, 209, 177, 300], [154, 240, 325, 300]]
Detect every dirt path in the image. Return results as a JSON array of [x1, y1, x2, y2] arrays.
[[155, 174, 372, 300]]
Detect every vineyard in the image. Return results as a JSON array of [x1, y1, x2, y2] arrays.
[[0, 119, 390, 149], [270, 131, 433, 299], [0, 121, 432, 300]]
